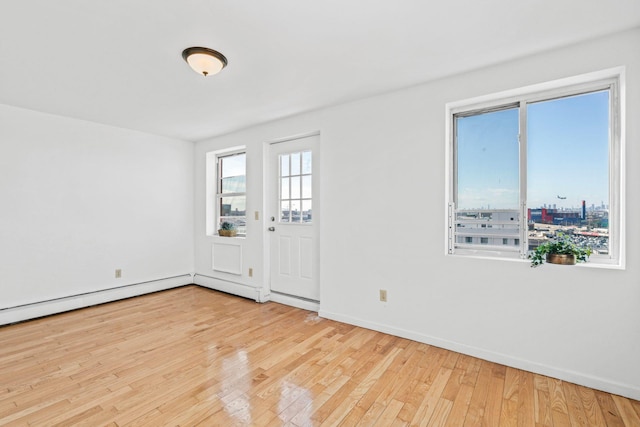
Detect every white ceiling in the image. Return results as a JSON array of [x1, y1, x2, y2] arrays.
[[2, 1, 639, 142]]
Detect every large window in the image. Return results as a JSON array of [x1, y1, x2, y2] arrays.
[[447, 70, 623, 267], [216, 152, 246, 235]]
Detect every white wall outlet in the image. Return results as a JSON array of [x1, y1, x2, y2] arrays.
[[115, 269, 122, 278], [254, 211, 260, 220], [379, 289, 387, 302], [248, 268, 253, 277]]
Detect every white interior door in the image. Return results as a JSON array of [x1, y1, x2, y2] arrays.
[[268, 134, 319, 301]]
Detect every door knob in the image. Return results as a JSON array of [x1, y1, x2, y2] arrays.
[[268, 227, 275, 231]]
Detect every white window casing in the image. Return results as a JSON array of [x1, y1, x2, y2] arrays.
[[445, 67, 625, 269]]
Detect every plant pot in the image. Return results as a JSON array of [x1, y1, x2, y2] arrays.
[[218, 229, 237, 237], [546, 253, 576, 265]]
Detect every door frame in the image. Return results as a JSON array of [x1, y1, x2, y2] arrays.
[[263, 131, 321, 312]]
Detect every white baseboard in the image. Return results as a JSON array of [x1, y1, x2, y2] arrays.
[[0, 275, 193, 326], [269, 292, 319, 312], [193, 274, 268, 302], [318, 309, 640, 401], [192, 275, 319, 312]]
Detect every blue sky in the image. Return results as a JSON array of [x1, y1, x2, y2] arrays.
[[457, 90, 609, 211]]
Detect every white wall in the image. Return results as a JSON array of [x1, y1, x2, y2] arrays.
[[194, 28, 640, 399], [0, 105, 195, 317], [194, 118, 322, 301]]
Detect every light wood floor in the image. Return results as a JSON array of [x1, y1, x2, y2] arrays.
[[1, 286, 639, 426]]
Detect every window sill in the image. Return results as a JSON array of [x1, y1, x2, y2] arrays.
[[210, 234, 246, 239], [448, 251, 624, 270]]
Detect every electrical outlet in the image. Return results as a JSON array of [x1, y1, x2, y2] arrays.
[[379, 289, 387, 302], [115, 269, 122, 278], [254, 211, 260, 220], [248, 268, 253, 277]]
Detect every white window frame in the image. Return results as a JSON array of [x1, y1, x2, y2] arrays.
[[445, 67, 625, 269], [206, 147, 247, 237]]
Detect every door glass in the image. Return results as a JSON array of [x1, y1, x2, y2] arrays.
[[281, 201, 290, 222], [279, 151, 312, 224], [302, 151, 312, 174], [291, 152, 301, 175]]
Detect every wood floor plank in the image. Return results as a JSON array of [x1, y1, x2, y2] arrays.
[[375, 398, 404, 425], [499, 367, 521, 427], [481, 364, 506, 427], [462, 360, 492, 426], [0, 285, 638, 426], [563, 380, 590, 426], [393, 345, 438, 423], [576, 385, 607, 426], [346, 341, 422, 425], [632, 399, 640, 420], [533, 374, 554, 427], [549, 377, 572, 427], [612, 394, 640, 427], [410, 367, 454, 426], [517, 370, 536, 427]]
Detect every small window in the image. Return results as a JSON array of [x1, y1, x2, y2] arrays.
[[217, 152, 246, 234], [503, 238, 509, 245]]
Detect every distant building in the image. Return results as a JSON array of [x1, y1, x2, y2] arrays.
[[454, 210, 520, 248], [528, 207, 581, 226]]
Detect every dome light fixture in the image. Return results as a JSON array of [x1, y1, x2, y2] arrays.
[[181, 47, 228, 77]]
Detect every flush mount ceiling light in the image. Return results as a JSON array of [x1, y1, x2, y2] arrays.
[[181, 47, 228, 77]]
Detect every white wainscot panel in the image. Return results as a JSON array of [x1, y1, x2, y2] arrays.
[[300, 236, 313, 279], [212, 241, 243, 275], [279, 236, 292, 276]]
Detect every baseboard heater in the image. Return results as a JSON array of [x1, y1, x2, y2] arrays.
[[0, 274, 193, 326], [193, 273, 268, 302]]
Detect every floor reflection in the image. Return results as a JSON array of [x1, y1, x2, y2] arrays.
[[220, 349, 252, 424], [278, 379, 313, 424]]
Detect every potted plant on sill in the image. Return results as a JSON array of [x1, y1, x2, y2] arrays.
[[529, 233, 592, 267], [218, 221, 238, 237]]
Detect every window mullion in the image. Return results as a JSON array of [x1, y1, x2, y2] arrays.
[[519, 101, 528, 258], [609, 80, 620, 263]]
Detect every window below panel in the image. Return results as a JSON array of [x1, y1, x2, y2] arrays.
[[447, 69, 624, 268]]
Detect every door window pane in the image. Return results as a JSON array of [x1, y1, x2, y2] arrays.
[[302, 175, 312, 198], [279, 151, 313, 224], [281, 154, 290, 176], [291, 152, 301, 175], [291, 176, 301, 199], [302, 151, 312, 174], [281, 177, 289, 199], [281, 201, 290, 222], [291, 200, 301, 222], [302, 200, 312, 223]]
